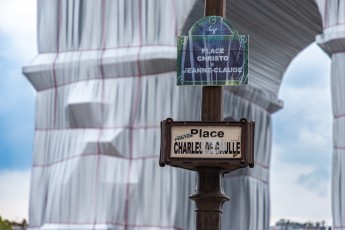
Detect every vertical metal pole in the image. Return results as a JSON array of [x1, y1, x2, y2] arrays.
[[204, 0, 226, 18], [189, 1, 228, 230], [202, 1, 224, 118]]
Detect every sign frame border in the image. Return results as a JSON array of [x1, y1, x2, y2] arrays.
[[176, 16, 249, 86], [160, 118, 254, 171]]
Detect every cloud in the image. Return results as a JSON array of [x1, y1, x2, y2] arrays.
[[0, 0, 36, 169], [283, 43, 331, 88], [0, 0, 37, 62], [0, 0, 36, 35], [273, 44, 332, 167], [0, 45, 35, 170], [270, 43, 332, 225], [270, 156, 332, 225], [275, 44, 332, 167], [0, 170, 31, 221], [0, 1, 35, 223], [298, 170, 329, 196]]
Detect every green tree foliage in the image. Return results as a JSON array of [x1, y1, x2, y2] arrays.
[[0, 216, 13, 230]]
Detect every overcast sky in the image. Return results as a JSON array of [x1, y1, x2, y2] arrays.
[[271, 43, 332, 224], [0, 0, 333, 226], [0, 0, 36, 222]]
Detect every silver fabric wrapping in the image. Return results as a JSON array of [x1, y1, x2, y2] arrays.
[[25, 1, 198, 229], [222, 91, 272, 229], [316, 0, 345, 228], [23, 0, 325, 229], [331, 53, 345, 230]]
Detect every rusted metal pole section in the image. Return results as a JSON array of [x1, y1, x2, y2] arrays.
[[189, 1, 229, 230]]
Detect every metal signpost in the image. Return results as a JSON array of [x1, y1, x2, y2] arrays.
[[160, 1, 253, 229]]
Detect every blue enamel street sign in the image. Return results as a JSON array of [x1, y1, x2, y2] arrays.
[[177, 16, 249, 86]]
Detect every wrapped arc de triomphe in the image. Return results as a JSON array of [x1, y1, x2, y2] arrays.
[[316, 0, 345, 229], [22, 0, 345, 229]]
